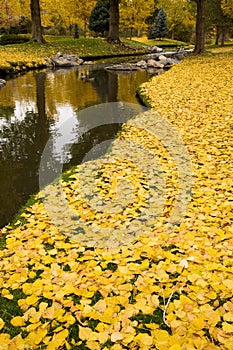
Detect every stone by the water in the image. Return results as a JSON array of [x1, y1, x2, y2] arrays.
[[105, 63, 138, 71], [50, 52, 84, 67], [0, 79, 6, 88]]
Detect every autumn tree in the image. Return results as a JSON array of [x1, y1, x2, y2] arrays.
[[221, 0, 233, 17], [30, 0, 45, 42], [41, 0, 95, 36], [156, 0, 195, 41], [0, 0, 30, 33], [206, 0, 232, 45], [120, 0, 154, 38]]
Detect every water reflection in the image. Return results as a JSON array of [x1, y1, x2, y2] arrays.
[[0, 63, 151, 227]]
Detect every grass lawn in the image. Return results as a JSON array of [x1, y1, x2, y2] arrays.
[[0, 36, 148, 77], [130, 36, 188, 48], [0, 44, 232, 349], [0, 35, 188, 77]]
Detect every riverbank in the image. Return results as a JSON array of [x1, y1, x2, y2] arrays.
[[0, 36, 187, 78], [0, 46, 233, 349]]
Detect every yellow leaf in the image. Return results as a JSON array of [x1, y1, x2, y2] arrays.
[[111, 344, 123, 350], [0, 333, 11, 347], [10, 316, 25, 327], [1, 289, 13, 300], [25, 295, 39, 306], [223, 279, 233, 290], [223, 312, 233, 323], [47, 329, 69, 350], [111, 332, 123, 342], [97, 331, 109, 343], [169, 345, 182, 350], [179, 258, 189, 268], [93, 299, 106, 313], [79, 326, 93, 341], [190, 317, 205, 331], [223, 322, 233, 333], [135, 333, 153, 346], [0, 318, 5, 330]]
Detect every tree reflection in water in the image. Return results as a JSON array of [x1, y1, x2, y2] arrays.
[[0, 65, 150, 227]]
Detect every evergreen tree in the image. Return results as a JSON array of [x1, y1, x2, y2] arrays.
[[148, 8, 168, 39], [88, 0, 110, 37]]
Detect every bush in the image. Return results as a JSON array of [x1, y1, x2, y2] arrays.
[[0, 34, 30, 45]]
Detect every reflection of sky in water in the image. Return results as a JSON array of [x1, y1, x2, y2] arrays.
[[51, 105, 81, 163], [0, 97, 81, 163], [14, 100, 36, 121], [0, 100, 36, 132]]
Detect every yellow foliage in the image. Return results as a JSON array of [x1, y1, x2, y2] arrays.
[[0, 48, 233, 349]]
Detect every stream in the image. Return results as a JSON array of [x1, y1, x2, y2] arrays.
[[0, 57, 161, 228]]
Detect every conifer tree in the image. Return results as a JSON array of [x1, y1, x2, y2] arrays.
[[148, 8, 168, 39], [89, 0, 110, 37]]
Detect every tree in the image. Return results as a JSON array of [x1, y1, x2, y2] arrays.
[[0, 0, 30, 33], [156, 0, 195, 41], [89, 0, 110, 36], [107, 0, 120, 43], [221, 0, 233, 18], [193, 0, 206, 53], [148, 8, 168, 39], [206, 0, 232, 46], [30, 0, 45, 42], [120, 0, 154, 38]]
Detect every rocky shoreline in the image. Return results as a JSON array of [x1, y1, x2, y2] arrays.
[[0, 46, 191, 88]]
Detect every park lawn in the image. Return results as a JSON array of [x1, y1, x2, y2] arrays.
[[0, 46, 233, 349], [130, 36, 188, 47], [0, 36, 147, 76]]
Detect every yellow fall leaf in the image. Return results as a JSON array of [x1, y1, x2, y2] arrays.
[[10, 316, 25, 327], [223, 322, 233, 333], [0, 318, 5, 330], [78, 326, 93, 341], [111, 332, 124, 342]]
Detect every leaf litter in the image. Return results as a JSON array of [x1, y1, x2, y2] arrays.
[[0, 49, 233, 349]]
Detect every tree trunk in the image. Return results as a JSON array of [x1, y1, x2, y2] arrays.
[[193, 0, 206, 54], [30, 0, 45, 43], [107, 0, 120, 43], [215, 25, 220, 45], [220, 26, 228, 46]]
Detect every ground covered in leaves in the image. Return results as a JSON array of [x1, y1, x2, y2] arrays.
[[0, 48, 233, 349]]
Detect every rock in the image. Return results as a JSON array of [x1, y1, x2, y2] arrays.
[[158, 54, 167, 62], [83, 61, 94, 65], [0, 79, 6, 88], [147, 68, 161, 75], [136, 60, 147, 69], [51, 52, 84, 67], [174, 53, 184, 60], [148, 46, 163, 53], [165, 58, 179, 66], [147, 59, 164, 69], [105, 63, 138, 71]]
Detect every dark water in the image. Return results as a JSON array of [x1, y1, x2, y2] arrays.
[[0, 61, 153, 227]]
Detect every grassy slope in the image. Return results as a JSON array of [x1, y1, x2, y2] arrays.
[[0, 35, 187, 77], [0, 36, 148, 76]]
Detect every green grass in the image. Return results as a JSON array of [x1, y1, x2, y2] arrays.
[[130, 36, 188, 48], [0, 35, 149, 76]]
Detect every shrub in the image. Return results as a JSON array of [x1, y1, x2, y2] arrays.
[[0, 34, 30, 45]]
